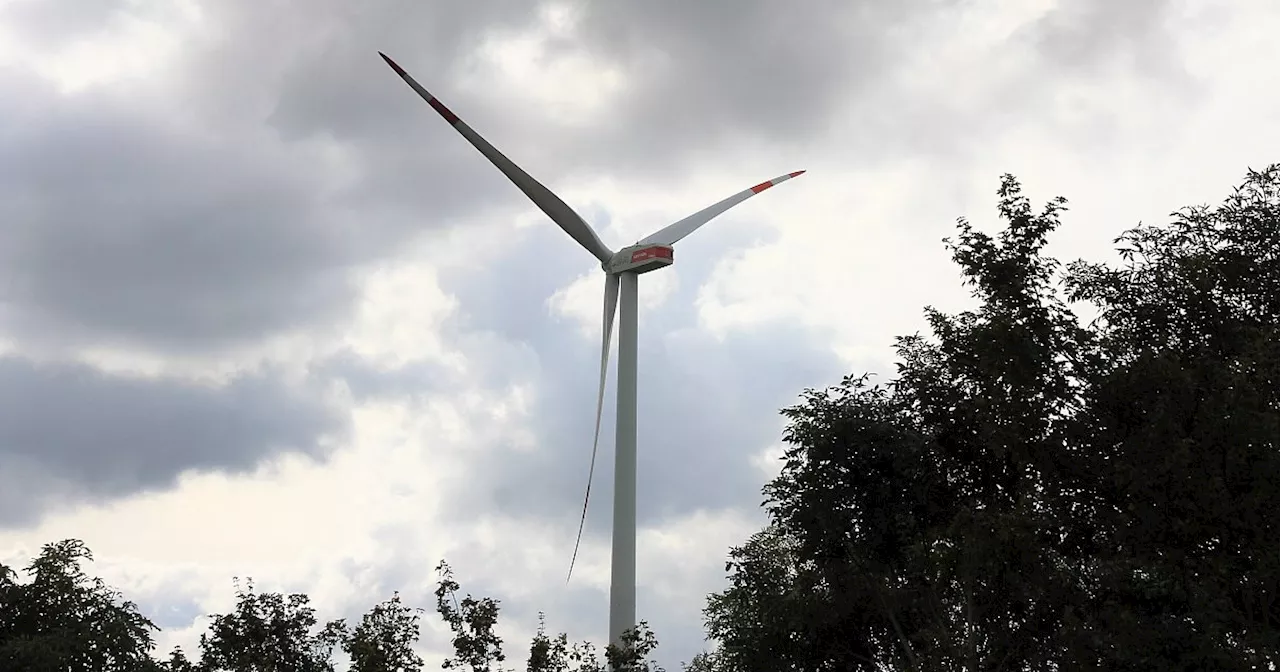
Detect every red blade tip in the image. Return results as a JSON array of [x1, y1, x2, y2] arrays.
[[378, 52, 407, 76], [789, 170, 806, 178]]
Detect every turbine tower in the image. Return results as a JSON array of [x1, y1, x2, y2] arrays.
[[379, 52, 804, 650]]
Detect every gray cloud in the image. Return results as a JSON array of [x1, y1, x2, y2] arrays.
[[1, 0, 1196, 357], [559, 0, 943, 170], [265, 0, 954, 182], [0, 356, 343, 526], [838, 0, 1216, 169], [0, 0, 131, 46], [135, 593, 205, 631], [1025, 0, 1182, 77], [0, 71, 362, 352], [341, 505, 749, 669], [0, 1, 549, 355], [329, 213, 846, 532], [475, 318, 840, 532]]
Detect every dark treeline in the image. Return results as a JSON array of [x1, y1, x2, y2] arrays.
[[3, 166, 1277, 671]]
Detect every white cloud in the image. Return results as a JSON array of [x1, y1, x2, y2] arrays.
[[345, 259, 460, 370], [637, 507, 763, 610], [547, 271, 604, 339], [750, 441, 788, 481], [464, 1, 628, 128], [0, 0, 202, 93], [548, 267, 679, 340]]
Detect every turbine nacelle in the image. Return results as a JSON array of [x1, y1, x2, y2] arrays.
[[606, 244, 674, 275]]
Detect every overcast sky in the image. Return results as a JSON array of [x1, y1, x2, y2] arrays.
[[1, 0, 1277, 668]]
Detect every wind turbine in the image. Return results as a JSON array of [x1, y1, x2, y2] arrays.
[[378, 52, 804, 649]]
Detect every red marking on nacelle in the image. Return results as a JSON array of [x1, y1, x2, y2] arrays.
[[630, 246, 673, 263]]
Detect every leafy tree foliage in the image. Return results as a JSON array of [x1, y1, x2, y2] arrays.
[[701, 525, 815, 671], [161, 646, 201, 672], [197, 579, 347, 672], [598, 625, 664, 672], [1058, 166, 1280, 669], [433, 562, 665, 672], [434, 561, 506, 672], [702, 166, 1280, 670], [0, 539, 162, 672], [345, 593, 425, 672], [0, 541, 672, 672]]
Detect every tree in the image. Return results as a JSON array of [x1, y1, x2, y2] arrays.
[[703, 166, 1280, 670], [160, 646, 201, 672], [524, 616, 665, 672], [434, 561, 506, 672], [701, 524, 819, 671], [344, 593, 425, 672], [196, 579, 346, 672], [1, 538, 674, 672], [0, 539, 163, 672], [433, 562, 667, 672], [1059, 165, 1280, 668]]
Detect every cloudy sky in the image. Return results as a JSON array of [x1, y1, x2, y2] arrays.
[[1, 0, 1277, 667]]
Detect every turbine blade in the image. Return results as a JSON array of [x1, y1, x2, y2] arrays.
[[636, 171, 806, 246], [568, 272, 620, 583], [379, 52, 614, 263]]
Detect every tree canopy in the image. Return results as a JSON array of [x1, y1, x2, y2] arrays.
[[0, 539, 162, 672], [701, 166, 1280, 670], [0, 543, 663, 672]]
